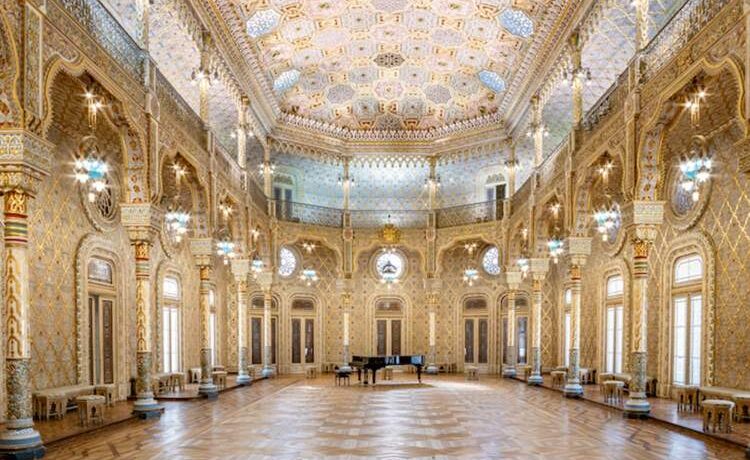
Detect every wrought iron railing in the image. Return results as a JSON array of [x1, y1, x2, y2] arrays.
[[155, 69, 206, 150], [276, 201, 343, 228], [436, 200, 503, 228], [642, 0, 730, 80], [57, 0, 144, 82], [349, 209, 429, 229]]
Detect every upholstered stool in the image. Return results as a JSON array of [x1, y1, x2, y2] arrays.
[[521, 365, 532, 381], [212, 371, 227, 389], [579, 368, 594, 385], [383, 368, 393, 381], [94, 384, 116, 407], [189, 367, 202, 384], [598, 373, 614, 392], [465, 366, 479, 381], [551, 371, 566, 389], [733, 396, 750, 422], [305, 367, 318, 379], [603, 380, 625, 405], [702, 399, 735, 433], [673, 385, 699, 412], [170, 372, 186, 392], [76, 395, 106, 427], [47, 393, 67, 421]]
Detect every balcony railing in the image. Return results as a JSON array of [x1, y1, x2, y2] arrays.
[[436, 200, 503, 228], [276, 201, 343, 228], [350, 209, 429, 229]]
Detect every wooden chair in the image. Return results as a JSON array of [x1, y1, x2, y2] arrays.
[[465, 366, 479, 381], [305, 367, 318, 379], [94, 384, 116, 407], [189, 367, 202, 384], [76, 395, 106, 427], [702, 399, 735, 433]]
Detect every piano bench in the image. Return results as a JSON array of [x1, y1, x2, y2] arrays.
[[334, 372, 350, 386], [465, 367, 479, 381]]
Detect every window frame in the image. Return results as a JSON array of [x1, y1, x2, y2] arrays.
[[604, 274, 624, 374], [671, 254, 704, 386], [162, 275, 182, 373]]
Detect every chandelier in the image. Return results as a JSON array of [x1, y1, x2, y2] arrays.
[[423, 175, 441, 188], [299, 268, 319, 286], [74, 137, 109, 203], [165, 209, 190, 243], [561, 66, 592, 87], [258, 162, 276, 176], [463, 242, 478, 255], [219, 199, 233, 221], [525, 123, 549, 138], [216, 238, 236, 265], [190, 65, 219, 87], [516, 257, 530, 278], [302, 241, 316, 254], [679, 137, 712, 202], [593, 203, 620, 242], [337, 175, 355, 187], [251, 254, 264, 278], [463, 268, 480, 286], [547, 238, 564, 264]]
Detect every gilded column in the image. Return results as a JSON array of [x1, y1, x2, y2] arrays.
[[232, 259, 251, 385], [258, 272, 275, 378], [528, 258, 549, 385], [121, 204, 163, 419], [425, 279, 441, 374], [624, 201, 664, 417], [0, 191, 44, 457], [503, 270, 522, 378], [190, 238, 218, 398], [570, 32, 584, 130], [237, 97, 249, 170], [563, 237, 591, 398]]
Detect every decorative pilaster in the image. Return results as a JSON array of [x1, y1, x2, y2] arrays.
[[258, 272, 275, 378], [425, 278, 441, 374], [570, 32, 584, 131], [232, 259, 251, 385], [528, 258, 549, 385], [237, 97, 249, 170], [121, 204, 164, 419], [563, 237, 591, 398], [503, 270, 522, 378], [191, 238, 218, 398], [624, 201, 664, 417]]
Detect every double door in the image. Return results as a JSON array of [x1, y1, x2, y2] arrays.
[[291, 317, 315, 366], [376, 318, 402, 356]]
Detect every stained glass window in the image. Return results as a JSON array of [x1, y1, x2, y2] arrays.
[[278, 247, 297, 277], [482, 246, 501, 275], [273, 69, 300, 94], [376, 251, 405, 280], [499, 9, 534, 38], [478, 70, 506, 93], [245, 9, 280, 39]]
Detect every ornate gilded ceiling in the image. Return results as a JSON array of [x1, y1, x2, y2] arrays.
[[225, 0, 567, 136]]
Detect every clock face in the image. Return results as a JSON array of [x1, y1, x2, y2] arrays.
[[376, 251, 405, 280]]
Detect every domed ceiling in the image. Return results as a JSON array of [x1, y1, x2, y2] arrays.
[[225, 0, 565, 136]]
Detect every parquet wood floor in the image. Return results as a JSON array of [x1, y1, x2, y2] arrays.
[[44, 374, 746, 459]]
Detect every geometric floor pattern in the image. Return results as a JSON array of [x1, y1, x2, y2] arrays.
[[45, 375, 746, 459]]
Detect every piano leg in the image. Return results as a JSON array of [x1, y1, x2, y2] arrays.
[[357, 368, 362, 383], [372, 369, 376, 385], [363, 369, 369, 385], [417, 365, 422, 383]]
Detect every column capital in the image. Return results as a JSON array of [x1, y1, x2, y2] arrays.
[[189, 237, 214, 267], [336, 277, 354, 293], [624, 200, 665, 242], [121, 203, 162, 243], [565, 236, 591, 257], [0, 130, 52, 196], [505, 270, 523, 290], [257, 271, 274, 291], [231, 258, 250, 279], [529, 258, 549, 277]]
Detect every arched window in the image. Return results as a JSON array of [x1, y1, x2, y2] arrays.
[[563, 288, 571, 367], [162, 276, 181, 373], [604, 275, 624, 374], [673, 254, 703, 386]]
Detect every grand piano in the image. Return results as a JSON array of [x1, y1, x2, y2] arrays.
[[350, 355, 425, 385]]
